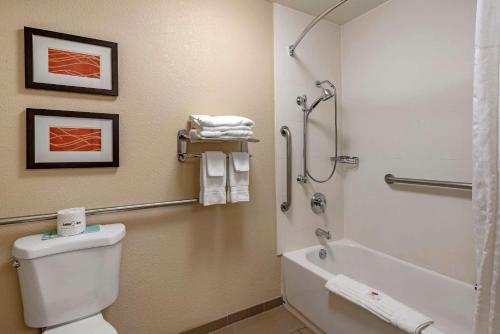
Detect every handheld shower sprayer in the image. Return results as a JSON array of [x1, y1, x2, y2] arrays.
[[316, 80, 336, 102], [296, 79, 340, 184], [298, 80, 337, 113]]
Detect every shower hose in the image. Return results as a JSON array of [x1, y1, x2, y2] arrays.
[[305, 91, 339, 184]]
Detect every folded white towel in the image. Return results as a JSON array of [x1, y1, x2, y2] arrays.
[[192, 125, 253, 132], [199, 130, 253, 138], [325, 275, 433, 334], [189, 130, 253, 141], [190, 115, 254, 128], [200, 152, 226, 206], [227, 152, 250, 203]]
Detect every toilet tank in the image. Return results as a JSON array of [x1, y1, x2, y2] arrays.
[[12, 223, 126, 328]]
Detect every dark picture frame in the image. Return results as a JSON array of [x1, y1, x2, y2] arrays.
[[24, 27, 118, 96], [27, 108, 119, 169]]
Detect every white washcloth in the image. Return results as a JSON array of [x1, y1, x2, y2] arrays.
[[231, 152, 250, 172], [200, 152, 226, 206], [190, 115, 254, 128], [189, 130, 253, 141], [325, 275, 433, 334], [205, 151, 226, 177], [227, 152, 250, 203]]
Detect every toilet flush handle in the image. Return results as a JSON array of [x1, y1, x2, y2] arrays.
[[9, 257, 20, 269]]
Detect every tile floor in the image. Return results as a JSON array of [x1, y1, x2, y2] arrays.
[[209, 306, 313, 334]]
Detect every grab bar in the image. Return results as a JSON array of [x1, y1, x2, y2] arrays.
[[0, 198, 198, 226], [280, 126, 292, 212], [385, 174, 472, 190]]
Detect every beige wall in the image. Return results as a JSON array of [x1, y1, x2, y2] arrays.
[[0, 1, 279, 333], [341, 0, 475, 283]]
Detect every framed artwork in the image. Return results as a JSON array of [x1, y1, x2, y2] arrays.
[[24, 27, 118, 96], [27, 109, 119, 169]]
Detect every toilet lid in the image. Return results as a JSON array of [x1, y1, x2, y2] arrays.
[[44, 314, 117, 334]]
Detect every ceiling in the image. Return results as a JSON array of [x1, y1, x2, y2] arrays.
[[270, 0, 390, 25]]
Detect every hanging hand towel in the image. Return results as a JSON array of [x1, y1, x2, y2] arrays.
[[190, 115, 255, 128], [200, 152, 226, 206], [325, 274, 434, 334], [227, 152, 250, 203]]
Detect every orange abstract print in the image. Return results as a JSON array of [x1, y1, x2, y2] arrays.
[[50, 127, 102, 152], [48, 48, 101, 79]]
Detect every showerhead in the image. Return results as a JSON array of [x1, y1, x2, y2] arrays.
[[307, 80, 336, 112], [321, 88, 334, 101], [316, 80, 336, 100]]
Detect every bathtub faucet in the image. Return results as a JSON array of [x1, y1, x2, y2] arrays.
[[315, 228, 331, 240]]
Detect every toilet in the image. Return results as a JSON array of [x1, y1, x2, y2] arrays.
[[12, 223, 126, 333]]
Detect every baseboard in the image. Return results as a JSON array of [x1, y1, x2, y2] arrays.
[[181, 296, 284, 334]]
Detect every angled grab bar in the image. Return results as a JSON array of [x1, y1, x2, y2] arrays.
[[280, 126, 292, 212], [384, 174, 472, 190]]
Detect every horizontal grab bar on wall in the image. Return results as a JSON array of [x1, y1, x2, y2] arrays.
[[384, 174, 472, 190], [0, 198, 199, 226]]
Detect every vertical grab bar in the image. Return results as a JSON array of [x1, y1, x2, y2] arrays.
[[280, 126, 292, 212]]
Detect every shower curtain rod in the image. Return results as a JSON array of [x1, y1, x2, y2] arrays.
[[289, 0, 349, 56]]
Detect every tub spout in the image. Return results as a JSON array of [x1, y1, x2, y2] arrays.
[[315, 228, 331, 240]]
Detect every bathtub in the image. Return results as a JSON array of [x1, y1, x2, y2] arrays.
[[282, 240, 475, 334]]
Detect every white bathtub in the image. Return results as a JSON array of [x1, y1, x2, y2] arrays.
[[282, 240, 475, 334]]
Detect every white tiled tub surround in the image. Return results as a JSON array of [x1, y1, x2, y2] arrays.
[[275, 0, 476, 332], [283, 240, 475, 334], [341, 0, 475, 284], [274, 4, 344, 254]]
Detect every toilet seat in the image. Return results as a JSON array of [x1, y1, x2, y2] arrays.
[[44, 313, 117, 334]]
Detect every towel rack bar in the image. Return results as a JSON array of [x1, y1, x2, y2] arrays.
[[0, 198, 199, 226], [181, 153, 253, 160], [384, 174, 472, 190]]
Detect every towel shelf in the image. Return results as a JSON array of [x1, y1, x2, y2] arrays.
[[177, 129, 259, 162]]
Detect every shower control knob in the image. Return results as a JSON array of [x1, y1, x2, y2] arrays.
[[311, 193, 326, 214]]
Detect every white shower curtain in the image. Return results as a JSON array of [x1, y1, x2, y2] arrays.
[[473, 1, 500, 333]]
